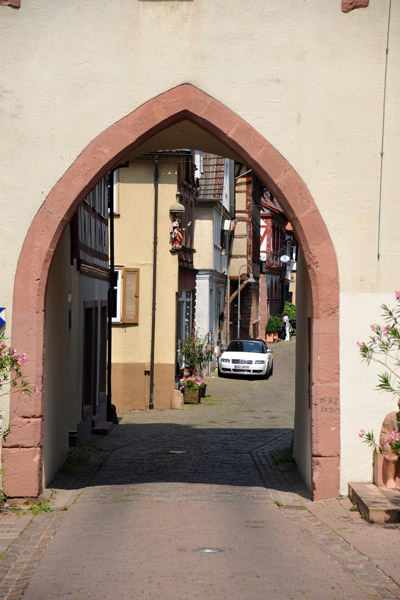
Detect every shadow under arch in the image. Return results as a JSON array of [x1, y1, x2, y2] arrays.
[[4, 83, 339, 500]]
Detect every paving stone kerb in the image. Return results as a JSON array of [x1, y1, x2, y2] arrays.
[[0, 339, 398, 600]]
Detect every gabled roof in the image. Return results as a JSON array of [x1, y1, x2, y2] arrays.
[[260, 190, 285, 216], [197, 153, 225, 200]]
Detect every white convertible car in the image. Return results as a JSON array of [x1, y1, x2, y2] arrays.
[[218, 339, 273, 378]]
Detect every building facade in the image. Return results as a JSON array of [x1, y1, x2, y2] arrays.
[[110, 153, 197, 411], [43, 178, 109, 487], [193, 153, 235, 352], [228, 168, 262, 341], [259, 192, 297, 337]]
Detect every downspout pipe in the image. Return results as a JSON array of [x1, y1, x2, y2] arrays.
[[226, 228, 232, 347], [149, 155, 159, 410], [107, 162, 129, 423]]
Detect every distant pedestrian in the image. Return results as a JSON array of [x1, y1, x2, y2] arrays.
[[282, 313, 290, 341]]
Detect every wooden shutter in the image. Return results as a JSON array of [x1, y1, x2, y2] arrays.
[[122, 268, 139, 324]]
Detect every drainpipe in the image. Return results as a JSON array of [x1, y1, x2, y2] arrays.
[[226, 229, 231, 348], [107, 162, 129, 423], [226, 221, 236, 347], [149, 155, 159, 410]]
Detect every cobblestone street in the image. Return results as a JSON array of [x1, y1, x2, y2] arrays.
[[0, 340, 399, 599]]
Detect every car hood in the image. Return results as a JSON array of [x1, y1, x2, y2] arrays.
[[221, 352, 267, 361]]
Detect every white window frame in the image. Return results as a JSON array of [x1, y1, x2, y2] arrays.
[[112, 269, 122, 323], [112, 170, 120, 215], [177, 290, 193, 343]]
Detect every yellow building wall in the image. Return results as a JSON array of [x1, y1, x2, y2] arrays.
[[112, 159, 179, 410], [193, 207, 213, 270]]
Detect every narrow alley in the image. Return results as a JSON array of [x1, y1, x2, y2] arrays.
[[0, 341, 399, 599]]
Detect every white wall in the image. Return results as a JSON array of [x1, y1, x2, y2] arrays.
[[44, 229, 79, 486], [340, 291, 399, 493], [195, 274, 211, 340]]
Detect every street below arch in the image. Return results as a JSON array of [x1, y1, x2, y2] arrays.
[[0, 341, 398, 599]]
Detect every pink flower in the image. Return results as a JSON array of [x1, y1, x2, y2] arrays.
[[390, 429, 400, 441], [357, 341, 363, 347], [370, 324, 376, 331], [395, 291, 400, 300], [358, 429, 365, 438], [383, 325, 390, 336]]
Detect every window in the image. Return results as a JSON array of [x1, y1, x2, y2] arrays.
[[113, 268, 140, 325], [122, 268, 140, 324], [209, 288, 214, 332], [99, 302, 107, 404], [193, 150, 204, 183], [177, 291, 193, 343], [82, 303, 98, 417], [85, 175, 108, 218], [112, 170, 120, 215], [112, 269, 122, 323], [213, 212, 222, 247]]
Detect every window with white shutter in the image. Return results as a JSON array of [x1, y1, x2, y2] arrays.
[[112, 269, 122, 323]]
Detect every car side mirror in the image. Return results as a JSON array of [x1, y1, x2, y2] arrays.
[[266, 349, 272, 354]]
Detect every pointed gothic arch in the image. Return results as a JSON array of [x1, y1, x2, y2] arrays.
[[4, 83, 339, 500]]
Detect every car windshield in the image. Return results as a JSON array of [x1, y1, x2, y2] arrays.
[[227, 341, 265, 354]]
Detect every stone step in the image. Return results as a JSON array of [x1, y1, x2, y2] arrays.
[[348, 482, 400, 523], [91, 421, 113, 436]]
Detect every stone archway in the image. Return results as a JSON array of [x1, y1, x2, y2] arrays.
[[4, 83, 339, 500]]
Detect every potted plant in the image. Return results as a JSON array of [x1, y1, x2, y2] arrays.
[[180, 375, 206, 404], [181, 332, 214, 376], [0, 332, 35, 398], [265, 316, 282, 343], [357, 292, 400, 486]]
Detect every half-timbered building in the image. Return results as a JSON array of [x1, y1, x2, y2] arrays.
[[43, 176, 110, 486]]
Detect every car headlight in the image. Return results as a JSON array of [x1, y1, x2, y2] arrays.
[[255, 360, 265, 365], [221, 358, 230, 363]]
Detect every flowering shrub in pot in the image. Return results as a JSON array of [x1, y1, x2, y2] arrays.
[[0, 332, 35, 399], [181, 333, 214, 376], [357, 292, 400, 486], [180, 375, 206, 391], [180, 376, 206, 404]]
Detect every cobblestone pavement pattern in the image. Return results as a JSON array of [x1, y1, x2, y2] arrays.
[[0, 340, 399, 599]]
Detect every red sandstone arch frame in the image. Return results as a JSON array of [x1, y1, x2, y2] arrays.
[[4, 84, 339, 501]]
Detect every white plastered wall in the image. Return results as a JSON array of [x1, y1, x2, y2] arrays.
[[1, 1, 399, 493], [293, 250, 312, 490], [44, 229, 79, 486]]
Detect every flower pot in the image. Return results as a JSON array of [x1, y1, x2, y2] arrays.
[[184, 388, 201, 404], [266, 333, 274, 343]]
